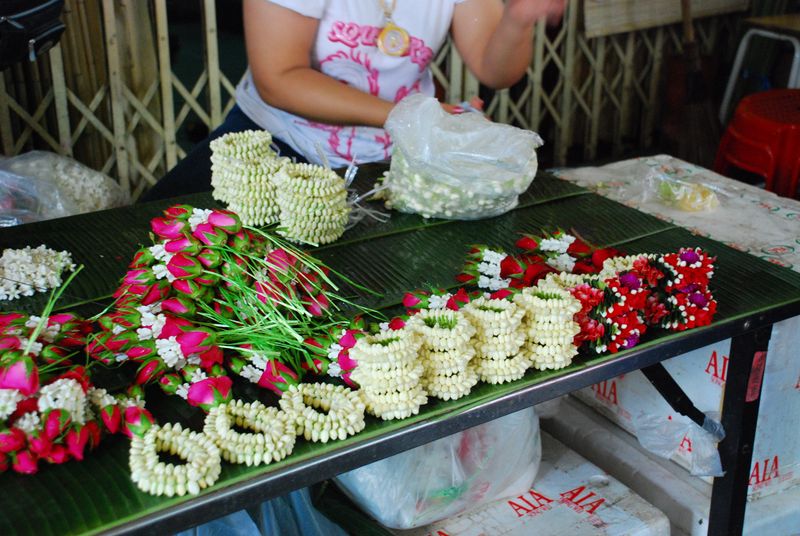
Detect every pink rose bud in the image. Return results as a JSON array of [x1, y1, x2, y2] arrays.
[[159, 315, 193, 339], [208, 209, 242, 234], [337, 350, 358, 372], [194, 272, 220, 287], [45, 444, 70, 464], [126, 384, 146, 401], [165, 236, 202, 256], [266, 248, 298, 274], [150, 216, 186, 239], [257, 362, 300, 396], [27, 434, 52, 458], [402, 292, 422, 308], [141, 280, 172, 306], [129, 247, 156, 269], [106, 331, 137, 352], [158, 372, 183, 395], [388, 317, 406, 330], [126, 340, 157, 360], [123, 268, 156, 286], [0, 312, 25, 328], [85, 421, 101, 449], [123, 406, 155, 438], [43, 409, 71, 440], [0, 356, 39, 396], [171, 278, 203, 299], [0, 427, 26, 453], [226, 355, 248, 375], [135, 358, 165, 385], [338, 330, 360, 349], [160, 296, 196, 317], [163, 204, 193, 220], [304, 293, 330, 317], [167, 253, 203, 280], [192, 222, 227, 246], [177, 328, 216, 356], [197, 248, 222, 269], [186, 376, 233, 411], [100, 405, 121, 435], [12, 449, 38, 474], [65, 426, 90, 461], [228, 230, 251, 251], [0, 336, 21, 351], [47, 312, 78, 326]]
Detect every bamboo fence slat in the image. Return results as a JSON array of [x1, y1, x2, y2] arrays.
[[49, 45, 72, 156], [155, 0, 177, 170], [203, 0, 223, 127], [101, 0, 130, 193]]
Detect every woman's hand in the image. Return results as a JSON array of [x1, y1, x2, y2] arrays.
[[441, 96, 485, 115]]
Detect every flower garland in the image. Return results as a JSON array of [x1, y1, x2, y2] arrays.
[[129, 422, 221, 496], [349, 327, 428, 420], [272, 163, 351, 245], [514, 286, 582, 370], [279, 383, 366, 443], [211, 130, 285, 226], [462, 296, 530, 384], [408, 309, 478, 400], [203, 400, 296, 466], [0, 245, 75, 301]]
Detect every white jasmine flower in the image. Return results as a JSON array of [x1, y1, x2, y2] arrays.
[[156, 337, 186, 369], [548, 253, 576, 273], [428, 293, 451, 310], [327, 362, 343, 378], [16, 412, 41, 434], [189, 208, 213, 231], [0, 389, 24, 420], [175, 383, 191, 400]]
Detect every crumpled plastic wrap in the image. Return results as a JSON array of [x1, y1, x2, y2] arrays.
[[0, 151, 129, 226], [334, 407, 541, 529], [382, 94, 543, 220]]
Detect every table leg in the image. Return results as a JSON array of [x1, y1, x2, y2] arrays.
[[707, 324, 772, 535]]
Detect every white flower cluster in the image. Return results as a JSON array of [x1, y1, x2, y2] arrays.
[[129, 422, 222, 497], [515, 286, 581, 370], [273, 163, 350, 245], [279, 383, 366, 443], [15, 411, 41, 434], [475, 248, 511, 291], [136, 304, 166, 341], [155, 336, 188, 370], [203, 400, 296, 466], [350, 328, 428, 420], [599, 254, 658, 280], [462, 297, 530, 384], [210, 130, 285, 226], [0, 388, 24, 420], [382, 151, 523, 219], [539, 272, 599, 291], [0, 245, 75, 301], [88, 387, 117, 409], [239, 353, 269, 384], [409, 309, 478, 401], [37, 378, 88, 424], [25, 315, 60, 342]]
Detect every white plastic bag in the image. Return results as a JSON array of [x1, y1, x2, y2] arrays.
[[632, 410, 725, 477], [334, 407, 541, 529], [383, 94, 543, 220], [0, 151, 129, 223]]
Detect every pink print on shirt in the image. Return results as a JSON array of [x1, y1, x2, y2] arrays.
[[297, 121, 357, 162], [327, 20, 433, 71], [321, 49, 380, 96]]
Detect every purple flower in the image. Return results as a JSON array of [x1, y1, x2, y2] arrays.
[[680, 250, 700, 264], [689, 292, 709, 307], [622, 333, 640, 349], [619, 272, 641, 290]]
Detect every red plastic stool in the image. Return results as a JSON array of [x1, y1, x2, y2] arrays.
[[714, 89, 800, 198]]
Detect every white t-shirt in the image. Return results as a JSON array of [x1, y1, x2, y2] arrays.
[[236, 0, 465, 168]]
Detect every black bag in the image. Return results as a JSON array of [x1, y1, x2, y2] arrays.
[[0, 0, 66, 70]]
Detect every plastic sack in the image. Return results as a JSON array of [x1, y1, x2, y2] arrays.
[[334, 407, 541, 529], [632, 410, 725, 477], [644, 170, 722, 212], [382, 94, 543, 220], [0, 151, 128, 225]]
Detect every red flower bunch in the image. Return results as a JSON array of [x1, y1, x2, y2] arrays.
[[652, 248, 718, 331]]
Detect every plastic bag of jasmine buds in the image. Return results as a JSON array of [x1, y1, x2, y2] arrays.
[[0, 151, 129, 221], [383, 94, 543, 220], [333, 407, 541, 529]]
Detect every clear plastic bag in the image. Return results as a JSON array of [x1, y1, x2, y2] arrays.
[[645, 170, 722, 212], [383, 94, 543, 220], [334, 407, 541, 529], [632, 410, 725, 477], [0, 151, 129, 224]]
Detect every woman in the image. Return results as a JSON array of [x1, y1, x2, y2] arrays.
[[140, 0, 565, 201]]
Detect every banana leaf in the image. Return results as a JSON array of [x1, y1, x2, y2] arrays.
[[1, 170, 799, 535]]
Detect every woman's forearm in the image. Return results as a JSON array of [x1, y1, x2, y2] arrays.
[[253, 67, 395, 128], [477, 13, 535, 89]]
